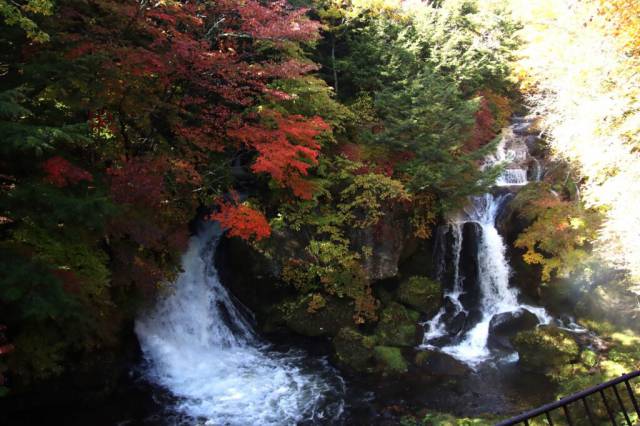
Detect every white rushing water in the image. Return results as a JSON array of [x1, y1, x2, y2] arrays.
[[136, 223, 344, 425], [438, 194, 550, 364], [422, 122, 550, 366]]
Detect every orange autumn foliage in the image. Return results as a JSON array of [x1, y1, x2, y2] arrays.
[[227, 111, 329, 199], [210, 197, 271, 241]]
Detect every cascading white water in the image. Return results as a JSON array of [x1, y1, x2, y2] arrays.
[[422, 225, 466, 343], [135, 223, 345, 425], [439, 194, 549, 364], [421, 121, 550, 366], [496, 169, 528, 186]]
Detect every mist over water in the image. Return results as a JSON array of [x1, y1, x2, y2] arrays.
[[135, 224, 345, 425]]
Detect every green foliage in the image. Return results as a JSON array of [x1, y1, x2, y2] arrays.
[[0, 0, 53, 42], [401, 413, 495, 426], [374, 65, 502, 209], [312, 1, 516, 213], [268, 76, 355, 133], [410, 0, 519, 94], [0, 249, 72, 321], [339, 172, 409, 228]]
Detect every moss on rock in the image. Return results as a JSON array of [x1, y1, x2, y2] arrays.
[[277, 295, 354, 337], [333, 327, 376, 373], [396, 276, 442, 316], [373, 346, 408, 374], [374, 302, 421, 347], [513, 325, 580, 371]]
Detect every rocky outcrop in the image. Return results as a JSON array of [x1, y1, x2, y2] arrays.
[[333, 327, 376, 373], [350, 204, 413, 281], [513, 325, 580, 371], [374, 303, 421, 347], [414, 350, 471, 377], [396, 276, 442, 316], [373, 346, 409, 375], [215, 235, 288, 316], [269, 295, 355, 338], [487, 309, 539, 350]]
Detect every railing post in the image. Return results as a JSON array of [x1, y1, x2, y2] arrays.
[[612, 384, 632, 426], [624, 379, 640, 417]]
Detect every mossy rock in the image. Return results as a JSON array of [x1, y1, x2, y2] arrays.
[[513, 325, 580, 371], [373, 346, 408, 375], [396, 276, 442, 315], [278, 295, 354, 337], [333, 327, 377, 373], [414, 350, 470, 377], [374, 302, 421, 347]]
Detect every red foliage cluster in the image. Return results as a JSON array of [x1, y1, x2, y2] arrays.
[[107, 158, 167, 208], [59, 0, 325, 203], [210, 198, 271, 241], [338, 144, 414, 177], [228, 112, 329, 199], [42, 156, 93, 187], [110, 245, 167, 295], [238, 0, 321, 42], [467, 96, 496, 151]]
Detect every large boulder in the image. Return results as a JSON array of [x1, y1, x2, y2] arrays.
[[444, 311, 467, 336], [215, 236, 286, 315], [333, 327, 376, 373], [373, 346, 409, 375], [276, 295, 354, 337], [350, 204, 411, 281], [414, 350, 471, 377], [513, 325, 580, 371], [488, 309, 540, 350], [396, 276, 442, 316], [374, 302, 421, 347]]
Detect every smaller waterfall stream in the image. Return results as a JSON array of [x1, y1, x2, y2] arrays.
[[136, 223, 345, 425], [422, 123, 551, 366]]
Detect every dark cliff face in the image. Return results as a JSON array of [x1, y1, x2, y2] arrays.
[[350, 203, 415, 282]]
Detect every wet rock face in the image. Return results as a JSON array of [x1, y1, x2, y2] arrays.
[[414, 350, 471, 377], [458, 222, 482, 317], [488, 309, 540, 350], [444, 311, 466, 336]]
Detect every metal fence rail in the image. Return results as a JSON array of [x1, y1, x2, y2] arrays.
[[496, 370, 640, 426]]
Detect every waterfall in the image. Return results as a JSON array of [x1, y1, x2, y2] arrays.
[[421, 120, 550, 366], [135, 223, 345, 425]]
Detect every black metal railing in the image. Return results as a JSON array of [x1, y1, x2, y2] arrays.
[[496, 370, 640, 426]]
